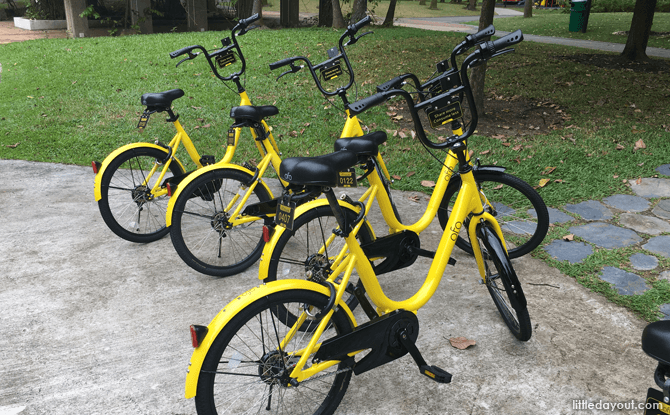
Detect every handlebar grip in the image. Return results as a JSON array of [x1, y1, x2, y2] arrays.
[[377, 76, 404, 93], [348, 92, 387, 116], [465, 24, 495, 47], [269, 57, 295, 71], [239, 13, 260, 27], [478, 30, 523, 60], [170, 45, 198, 59], [349, 15, 372, 34]]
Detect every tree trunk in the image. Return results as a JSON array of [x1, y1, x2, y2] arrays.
[[319, 0, 333, 26], [332, 0, 345, 28], [466, 0, 477, 11], [470, 0, 495, 115], [419, 0, 426, 5], [350, 0, 366, 24], [429, 0, 438, 9], [523, 0, 532, 17], [252, 0, 263, 24], [382, 0, 397, 26], [621, 0, 657, 61]]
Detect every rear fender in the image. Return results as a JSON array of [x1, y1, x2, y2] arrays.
[[93, 143, 186, 201], [165, 163, 273, 227], [184, 280, 357, 399]]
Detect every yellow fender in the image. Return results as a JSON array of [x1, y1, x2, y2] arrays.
[[185, 279, 357, 399], [165, 163, 273, 227], [258, 198, 368, 280], [93, 143, 186, 201]]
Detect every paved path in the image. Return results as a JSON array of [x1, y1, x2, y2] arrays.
[[396, 8, 670, 59]]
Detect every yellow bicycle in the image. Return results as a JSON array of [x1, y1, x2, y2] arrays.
[[165, 16, 377, 276], [184, 30, 530, 414], [92, 14, 264, 243]]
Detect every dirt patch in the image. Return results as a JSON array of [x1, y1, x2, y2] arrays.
[[560, 52, 670, 74], [386, 94, 567, 140]]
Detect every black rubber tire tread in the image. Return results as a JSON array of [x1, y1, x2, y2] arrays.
[[194, 289, 354, 415], [478, 224, 532, 341], [266, 204, 374, 313], [98, 146, 185, 243], [437, 171, 549, 259], [170, 168, 271, 277]]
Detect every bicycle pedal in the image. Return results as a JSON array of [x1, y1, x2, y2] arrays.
[[419, 365, 452, 384], [200, 155, 215, 166]]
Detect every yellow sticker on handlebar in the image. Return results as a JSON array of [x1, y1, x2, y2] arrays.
[[321, 62, 343, 81]]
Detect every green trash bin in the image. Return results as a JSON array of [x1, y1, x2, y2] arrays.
[[569, 0, 591, 33]]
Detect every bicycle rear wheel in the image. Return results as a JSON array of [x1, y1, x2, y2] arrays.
[[438, 171, 549, 259], [195, 289, 353, 415], [475, 223, 532, 341], [266, 204, 374, 313], [98, 146, 185, 243], [170, 168, 271, 277]]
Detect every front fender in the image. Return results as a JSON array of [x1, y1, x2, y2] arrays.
[[184, 280, 357, 399], [257, 198, 363, 281], [93, 143, 185, 201], [165, 163, 273, 227]]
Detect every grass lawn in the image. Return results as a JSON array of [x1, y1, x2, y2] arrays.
[[265, 0, 483, 17], [465, 10, 670, 49], [1, 27, 669, 319]]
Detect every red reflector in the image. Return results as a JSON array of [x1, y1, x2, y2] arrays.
[[263, 225, 270, 243], [91, 161, 101, 174], [190, 325, 208, 348], [166, 183, 174, 197]]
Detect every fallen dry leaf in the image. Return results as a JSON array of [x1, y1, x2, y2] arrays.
[[6, 143, 20, 148], [409, 195, 421, 202], [636, 177, 642, 185], [634, 139, 646, 151], [494, 184, 504, 190], [538, 178, 550, 188], [541, 166, 556, 175], [491, 134, 506, 139], [616, 144, 625, 150], [480, 150, 491, 155], [392, 175, 402, 181], [449, 337, 476, 350], [421, 180, 436, 188], [563, 234, 574, 241], [406, 171, 416, 178]]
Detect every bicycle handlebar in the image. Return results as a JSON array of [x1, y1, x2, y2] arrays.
[[169, 14, 261, 83], [269, 15, 372, 98], [349, 30, 523, 151]]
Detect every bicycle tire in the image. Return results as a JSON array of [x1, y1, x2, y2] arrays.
[[170, 168, 271, 277], [476, 223, 532, 341], [437, 171, 549, 259], [98, 146, 185, 243], [195, 289, 353, 415], [266, 204, 374, 314]]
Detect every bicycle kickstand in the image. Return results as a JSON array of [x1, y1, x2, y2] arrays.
[[397, 328, 453, 384]]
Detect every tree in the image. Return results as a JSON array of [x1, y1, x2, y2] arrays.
[[332, 0, 346, 28], [252, 0, 263, 24], [429, 0, 438, 9], [621, 0, 658, 61], [470, 0, 495, 115], [524, 0, 532, 17], [350, 0, 367, 24], [466, 0, 477, 11], [382, 0, 398, 26]]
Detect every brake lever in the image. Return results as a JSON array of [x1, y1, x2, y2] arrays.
[[276, 63, 304, 81], [490, 48, 515, 59], [176, 52, 199, 68], [345, 31, 373, 47]]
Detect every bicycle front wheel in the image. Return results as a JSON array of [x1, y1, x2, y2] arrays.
[[170, 168, 272, 277], [438, 171, 549, 259], [98, 146, 185, 243], [266, 204, 374, 312], [195, 289, 354, 415], [476, 223, 532, 341]]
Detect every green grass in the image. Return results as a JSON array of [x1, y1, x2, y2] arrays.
[[465, 11, 670, 49], [265, 0, 482, 18], [1, 27, 669, 320]]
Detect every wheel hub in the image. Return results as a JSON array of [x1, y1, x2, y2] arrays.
[[258, 351, 295, 387], [211, 212, 232, 233], [131, 185, 153, 206], [304, 253, 330, 283]]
